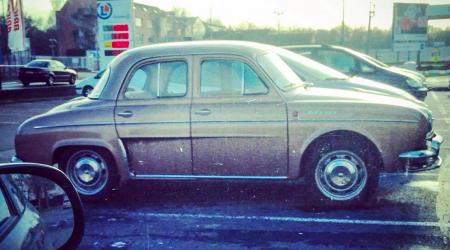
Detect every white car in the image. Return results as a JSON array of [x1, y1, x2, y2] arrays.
[[75, 69, 105, 96]]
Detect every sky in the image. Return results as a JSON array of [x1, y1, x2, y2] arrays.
[[3, 0, 449, 30]]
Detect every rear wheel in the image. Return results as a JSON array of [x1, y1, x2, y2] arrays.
[[46, 75, 55, 86], [69, 75, 76, 85], [304, 140, 379, 209], [21, 80, 29, 87], [59, 148, 118, 201]]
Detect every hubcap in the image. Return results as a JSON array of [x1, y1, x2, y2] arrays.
[[66, 150, 109, 196], [315, 150, 367, 201]]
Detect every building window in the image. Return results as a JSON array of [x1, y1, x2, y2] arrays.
[[135, 18, 142, 27]]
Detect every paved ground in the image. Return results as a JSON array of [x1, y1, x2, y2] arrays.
[[0, 77, 449, 249]]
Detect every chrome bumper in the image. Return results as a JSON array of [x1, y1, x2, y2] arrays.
[[10, 155, 23, 163], [399, 133, 443, 173]]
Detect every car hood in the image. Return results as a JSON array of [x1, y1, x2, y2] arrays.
[[47, 97, 100, 113], [386, 66, 425, 82], [314, 77, 421, 103], [283, 86, 431, 118]]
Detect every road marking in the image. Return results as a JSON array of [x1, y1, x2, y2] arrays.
[[141, 212, 450, 228], [0, 121, 20, 125]]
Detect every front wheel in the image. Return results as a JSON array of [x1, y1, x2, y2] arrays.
[[60, 148, 118, 201], [46, 75, 55, 86], [304, 140, 379, 208], [82, 85, 93, 97]]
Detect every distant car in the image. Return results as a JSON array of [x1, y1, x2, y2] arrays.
[[284, 44, 429, 100], [75, 69, 105, 96], [19, 59, 77, 87]]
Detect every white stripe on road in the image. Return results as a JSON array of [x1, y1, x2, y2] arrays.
[[142, 212, 450, 228]]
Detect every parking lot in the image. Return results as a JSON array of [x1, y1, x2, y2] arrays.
[[0, 77, 449, 249]]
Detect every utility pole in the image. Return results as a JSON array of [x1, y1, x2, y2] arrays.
[[340, 0, 345, 45], [274, 11, 283, 34], [366, 0, 375, 53]]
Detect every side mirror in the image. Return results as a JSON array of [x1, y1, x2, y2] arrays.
[[0, 163, 84, 250]]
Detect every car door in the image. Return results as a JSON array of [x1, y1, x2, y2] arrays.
[[191, 56, 288, 177], [49, 61, 66, 81], [115, 57, 193, 176]]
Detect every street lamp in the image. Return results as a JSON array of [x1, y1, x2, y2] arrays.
[[340, 0, 345, 45], [366, 0, 375, 53], [273, 11, 283, 33]]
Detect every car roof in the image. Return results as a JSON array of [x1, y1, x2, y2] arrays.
[[111, 40, 277, 67]]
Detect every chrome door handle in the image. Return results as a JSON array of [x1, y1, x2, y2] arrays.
[[117, 111, 133, 118], [195, 109, 211, 116]]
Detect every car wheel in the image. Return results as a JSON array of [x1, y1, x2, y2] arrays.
[[305, 140, 379, 209], [82, 85, 93, 97], [60, 148, 118, 201], [69, 75, 76, 85], [46, 75, 55, 86]]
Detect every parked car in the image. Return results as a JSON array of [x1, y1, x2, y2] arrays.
[[75, 69, 105, 96], [19, 59, 77, 87], [283, 44, 429, 100], [0, 163, 84, 250], [275, 48, 421, 104], [13, 41, 443, 208]]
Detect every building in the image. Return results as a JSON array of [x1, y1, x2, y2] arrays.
[[56, 0, 207, 56]]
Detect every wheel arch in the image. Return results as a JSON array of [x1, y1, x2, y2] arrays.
[[298, 129, 384, 178], [51, 139, 129, 184]]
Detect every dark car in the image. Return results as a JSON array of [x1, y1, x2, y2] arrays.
[[284, 44, 429, 100], [18, 59, 77, 87]]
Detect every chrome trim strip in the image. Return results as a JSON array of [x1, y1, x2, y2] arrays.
[[33, 122, 114, 129], [132, 174, 288, 180], [294, 119, 419, 124], [116, 120, 285, 126]]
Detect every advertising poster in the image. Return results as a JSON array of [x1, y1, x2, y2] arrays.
[[7, 0, 27, 52], [393, 3, 428, 42]]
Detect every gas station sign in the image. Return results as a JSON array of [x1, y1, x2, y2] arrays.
[[97, 0, 134, 69]]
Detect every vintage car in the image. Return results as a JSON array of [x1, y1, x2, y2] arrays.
[[13, 41, 443, 208]]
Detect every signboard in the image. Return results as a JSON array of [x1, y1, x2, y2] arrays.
[[393, 3, 428, 42], [426, 4, 450, 20], [7, 0, 27, 52], [393, 41, 425, 52], [97, 0, 134, 69]]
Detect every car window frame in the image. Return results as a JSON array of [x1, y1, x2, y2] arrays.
[[119, 57, 191, 101], [195, 55, 270, 98], [0, 177, 21, 241]]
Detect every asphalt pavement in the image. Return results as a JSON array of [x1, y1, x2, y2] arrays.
[[0, 77, 449, 249]]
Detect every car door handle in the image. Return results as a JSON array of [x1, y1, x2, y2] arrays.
[[117, 111, 133, 118], [195, 109, 211, 116]]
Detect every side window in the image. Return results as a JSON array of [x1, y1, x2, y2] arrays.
[[0, 184, 13, 227], [200, 60, 267, 96], [360, 62, 376, 74], [318, 50, 357, 74], [125, 61, 187, 99]]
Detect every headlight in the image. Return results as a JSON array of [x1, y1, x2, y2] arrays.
[[406, 78, 423, 88]]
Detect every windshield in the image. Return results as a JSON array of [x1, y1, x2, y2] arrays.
[[257, 52, 304, 90], [88, 67, 110, 99], [275, 48, 349, 81], [26, 60, 49, 68], [343, 48, 389, 68]]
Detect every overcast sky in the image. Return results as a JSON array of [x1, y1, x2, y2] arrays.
[[6, 0, 450, 30]]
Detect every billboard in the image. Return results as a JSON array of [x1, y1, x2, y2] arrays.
[[393, 3, 428, 42], [7, 0, 27, 52], [97, 0, 134, 69]]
